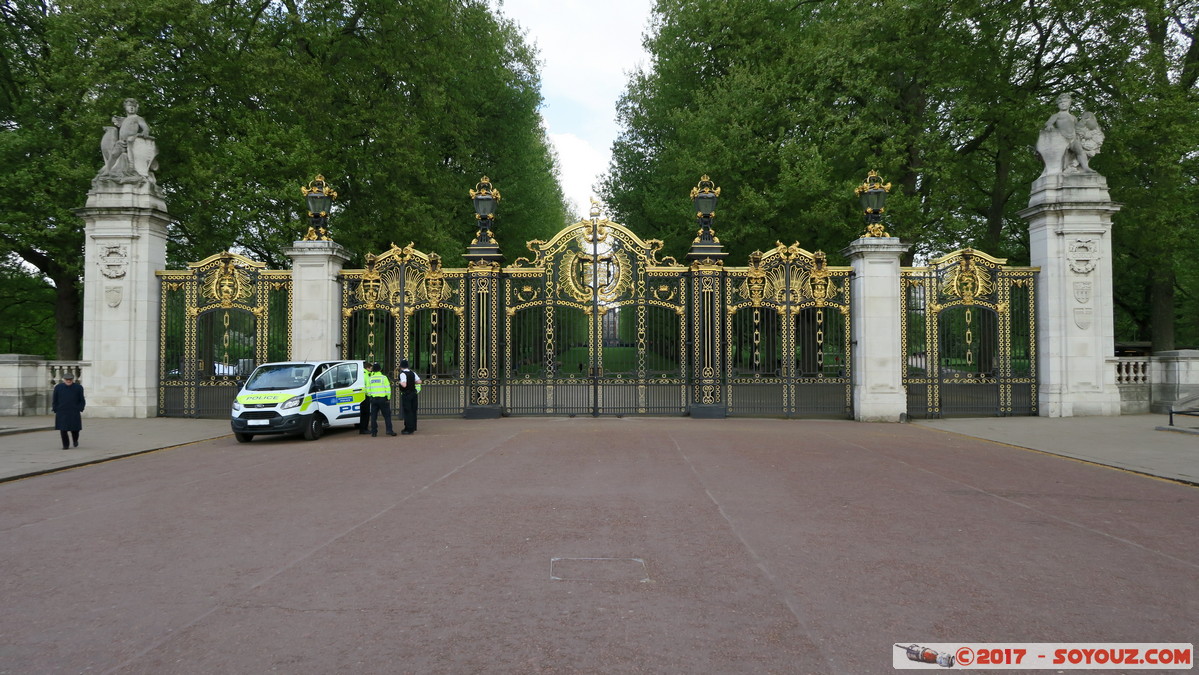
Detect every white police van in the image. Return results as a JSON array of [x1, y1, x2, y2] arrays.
[[230, 360, 370, 442]]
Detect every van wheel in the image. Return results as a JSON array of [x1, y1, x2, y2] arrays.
[[235, 432, 253, 443], [303, 415, 324, 441]]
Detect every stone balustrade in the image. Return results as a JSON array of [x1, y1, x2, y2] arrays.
[[1115, 356, 1151, 413], [0, 356, 90, 416], [1115, 357, 1149, 384]]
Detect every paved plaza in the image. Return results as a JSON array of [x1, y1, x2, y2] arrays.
[[0, 415, 1196, 673]]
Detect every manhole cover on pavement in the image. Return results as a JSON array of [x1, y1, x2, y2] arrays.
[[550, 557, 650, 582]]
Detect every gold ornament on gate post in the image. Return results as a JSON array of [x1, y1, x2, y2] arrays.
[[469, 176, 501, 220], [301, 174, 338, 241], [745, 250, 767, 307], [686, 174, 728, 264], [855, 170, 892, 238], [690, 175, 721, 233], [466, 176, 504, 263]]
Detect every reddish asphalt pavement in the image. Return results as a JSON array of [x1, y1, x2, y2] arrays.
[[0, 417, 1195, 674]]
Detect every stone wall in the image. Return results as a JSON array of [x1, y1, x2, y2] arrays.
[[0, 356, 88, 416], [1149, 350, 1199, 414]]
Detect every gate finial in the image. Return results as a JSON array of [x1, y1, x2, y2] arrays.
[[686, 175, 728, 264], [301, 174, 338, 241], [466, 176, 504, 263], [855, 170, 892, 238]]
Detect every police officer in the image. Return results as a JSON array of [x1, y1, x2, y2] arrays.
[[365, 362, 397, 437], [397, 358, 422, 434], [358, 361, 372, 434]]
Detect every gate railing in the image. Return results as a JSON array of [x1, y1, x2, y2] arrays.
[[724, 242, 852, 417], [158, 251, 291, 418], [339, 243, 468, 416], [901, 248, 1037, 418], [158, 240, 1039, 420], [500, 217, 688, 416]]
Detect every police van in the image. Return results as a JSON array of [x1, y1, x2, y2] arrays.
[[230, 360, 370, 442]]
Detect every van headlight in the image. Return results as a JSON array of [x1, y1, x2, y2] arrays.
[[281, 395, 303, 410], [232, 401, 242, 412]]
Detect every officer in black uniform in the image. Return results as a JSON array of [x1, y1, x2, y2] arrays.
[[397, 358, 421, 434]]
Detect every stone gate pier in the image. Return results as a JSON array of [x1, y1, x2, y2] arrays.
[[1019, 93, 1122, 416]]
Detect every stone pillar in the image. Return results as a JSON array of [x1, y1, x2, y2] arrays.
[[75, 184, 170, 418], [843, 237, 910, 422], [1018, 172, 1122, 416], [284, 241, 352, 361]]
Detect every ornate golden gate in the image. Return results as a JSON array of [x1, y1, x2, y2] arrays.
[[724, 243, 852, 417], [154, 222, 1035, 421], [902, 249, 1037, 417], [339, 244, 468, 416], [157, 252, 292, 417], [502, 217, 688, 415]]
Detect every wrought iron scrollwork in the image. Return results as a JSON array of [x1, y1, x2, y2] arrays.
[[340, 243, 467, 411], [901, 248, 1038, 418], [158, 251, 290, 417], [725, 242, 852, 416], [501, 218, 687, 415]]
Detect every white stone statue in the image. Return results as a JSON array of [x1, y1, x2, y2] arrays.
[[95, 98, 158, 188], [1036, 92, 1104, 177]]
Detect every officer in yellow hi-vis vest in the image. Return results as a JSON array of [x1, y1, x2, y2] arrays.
[[365, 362, 397, 437]]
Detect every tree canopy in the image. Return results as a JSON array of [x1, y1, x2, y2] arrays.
[[600, 0, 1198, 350], [0, 0, 568, 358]]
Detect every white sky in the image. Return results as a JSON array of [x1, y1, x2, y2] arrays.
[[492, 0, 655, 218]]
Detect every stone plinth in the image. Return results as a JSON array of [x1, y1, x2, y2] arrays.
[[1150, 350, 1199, 414], [843, 237, 910, 422], [1018, 171, 1121, 416], [75, 184, 171, 418], [284, 241, 352, 361], [0, 355, 50, 416]]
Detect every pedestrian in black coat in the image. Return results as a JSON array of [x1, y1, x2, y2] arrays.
[[52, 373, 86, 449]]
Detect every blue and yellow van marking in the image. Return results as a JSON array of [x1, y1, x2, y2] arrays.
[[300, 388, 365, 412]]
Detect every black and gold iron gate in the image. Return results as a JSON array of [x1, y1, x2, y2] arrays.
[[902, 249, 1037, 417], [158, 252, 292, 417], [502, 218, 688, 415], [724, 243, 852, 417], [333, 224, 857, 418], [339, 244, 468, 416]]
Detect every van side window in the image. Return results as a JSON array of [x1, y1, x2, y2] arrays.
[[313, 368, 336, 392], [333, 363, 356, 388]]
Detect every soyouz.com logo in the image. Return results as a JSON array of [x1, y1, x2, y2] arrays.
[[894, 643, 1193, 669]]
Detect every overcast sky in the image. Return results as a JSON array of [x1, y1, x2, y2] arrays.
[[491, 0, 655, 218]]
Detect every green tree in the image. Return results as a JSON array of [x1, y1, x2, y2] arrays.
[[602, 0, 1197, 349], [0, 255, 56, 356], [602, 0, 1089, 265], [0, 0, 568, 358], [1066, 0, 1199, 350]]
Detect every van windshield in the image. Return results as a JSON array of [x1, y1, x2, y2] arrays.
[[244, 364, 314, 391]]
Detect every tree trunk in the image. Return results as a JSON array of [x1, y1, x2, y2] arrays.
[[982, 137, 1010, 253], [53, 275, 81, 360], [1150, 266, 1175, 352]]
